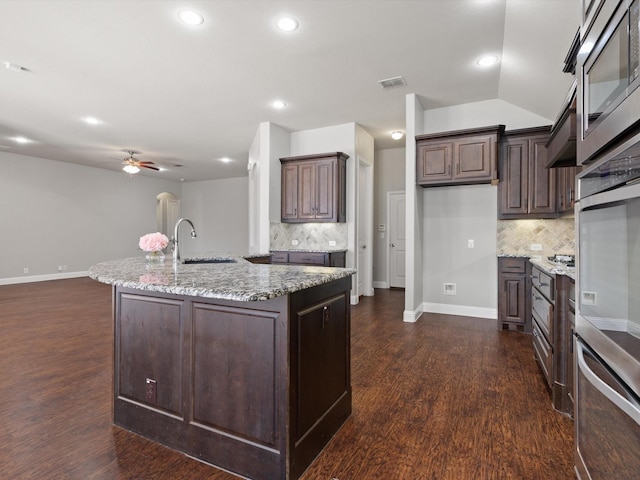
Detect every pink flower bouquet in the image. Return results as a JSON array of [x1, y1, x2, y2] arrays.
[[139, 232, 169, 252]]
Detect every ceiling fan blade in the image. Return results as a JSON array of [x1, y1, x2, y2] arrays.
[[140, 164, 160, 171], [138, 161, 155, 165]]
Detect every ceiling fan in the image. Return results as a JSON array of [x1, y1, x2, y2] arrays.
[[122, 150, 158, 174]]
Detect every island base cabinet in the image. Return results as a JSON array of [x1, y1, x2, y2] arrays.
[[112, 277, 352, 480]]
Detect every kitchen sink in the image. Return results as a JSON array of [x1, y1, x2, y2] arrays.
[[183, 258, 237, 264]]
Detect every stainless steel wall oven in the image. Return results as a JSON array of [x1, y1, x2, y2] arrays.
[[576, 130, 640, 479]]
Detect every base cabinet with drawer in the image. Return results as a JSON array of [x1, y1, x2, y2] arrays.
[[497, 257, 532, 332], [531, 263, 573, 416], [271, 250, 346, 267], [532, 266, 554, 388]]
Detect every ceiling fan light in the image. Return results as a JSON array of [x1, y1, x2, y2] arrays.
[[123, 164, 140, 174], [391, 130, 404, 140]]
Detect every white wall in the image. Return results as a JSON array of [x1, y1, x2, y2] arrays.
[[180, 176, 249, 255], [422, 184, 497, 318], [0, 151, 180, 282], [373, 147, 405, 285]]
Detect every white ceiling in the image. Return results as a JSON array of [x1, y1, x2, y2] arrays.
[[0, 0, 579, 182]]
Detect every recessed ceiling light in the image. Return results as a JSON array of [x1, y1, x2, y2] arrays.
[[84, 116, 102, 125], [178, 10, 204, 26], [219, 157, 232, 163], [391, 131, 404, 140], [12, 136, 31, 144], [477, 55, 499, 67], [272, 100, 287, 109], [276, 16, 299, 32]]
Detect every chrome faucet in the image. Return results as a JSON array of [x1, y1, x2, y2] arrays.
[[172, 218, 197, 264]]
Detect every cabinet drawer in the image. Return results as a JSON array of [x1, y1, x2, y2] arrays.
[[288, 252, 327, 266], [532, 267, 554, 301], [532, 286, 553, 340], [532, 319, 552, 387], [499, 257, 526, 273], [270, 252, 289, 264]]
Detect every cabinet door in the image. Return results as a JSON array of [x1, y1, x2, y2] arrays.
[[528, 137, 556, 215], [453, 135, 493, 181], [499, 137, 529, 217], [282, 163, 299, 221], [416, 141, 453, 184], [499, 272, 527, 325], [314, 159, 335, 221], [556, 167, 568, 213], [295, 294, 349, 441], [297, 162, 317, 220]]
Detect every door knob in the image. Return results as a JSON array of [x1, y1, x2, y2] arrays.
[[390, 243, 395, 247]]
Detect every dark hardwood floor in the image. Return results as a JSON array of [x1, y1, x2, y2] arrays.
[[0, 278, 574, 479]]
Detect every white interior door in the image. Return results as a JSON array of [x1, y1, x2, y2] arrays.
[[357, 159, 374, 297], [167, 199, 181, 234], [388, 191, 406, 288]]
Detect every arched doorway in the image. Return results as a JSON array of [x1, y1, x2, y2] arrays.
[[156, 192, 181, 238]]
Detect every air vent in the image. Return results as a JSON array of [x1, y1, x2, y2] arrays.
[[378, 76, 407, 89]]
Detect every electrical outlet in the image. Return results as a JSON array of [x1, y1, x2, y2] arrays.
[[530, 244, 543, 251], [62, 265, 67, 271], [444, 283, 457, 295], [145, 378, 157, 404], [468, 239, 474, 248], [291, 239, 299, 246], [329, 240, 336, 247], [582, 291, 597, 305], [23, 267, 29, 274]]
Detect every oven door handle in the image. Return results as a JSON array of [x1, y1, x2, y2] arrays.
[[577, 341, 640, 423]]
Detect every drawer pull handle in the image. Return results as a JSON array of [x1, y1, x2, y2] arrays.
[[322, 305, 330, 329]]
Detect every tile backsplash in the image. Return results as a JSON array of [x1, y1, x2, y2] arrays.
[[497, 218, 575, 257], [270, 222, 348, 251]]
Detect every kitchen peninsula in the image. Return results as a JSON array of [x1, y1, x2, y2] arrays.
[[89, 255, 355, 480]]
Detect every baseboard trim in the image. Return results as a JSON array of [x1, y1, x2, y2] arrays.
[[422, 302, 497, 320], [373, 281, 389, 289], [403, 307, 423, 323], [0, 271, 89, 285]]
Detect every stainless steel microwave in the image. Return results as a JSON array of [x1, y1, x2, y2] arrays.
[[577, 0, 640, 165]]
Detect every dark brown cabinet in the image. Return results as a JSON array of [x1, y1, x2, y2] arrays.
[[280, 152, 348, 223], [416, 125, 504, 187], [556, 166, 580, 215], [113, 276, 352, 480], [498, 126, 557, 219], [497, 257, 531, 332], [271, 250, 346, 267], [531, 264, 573, 416]]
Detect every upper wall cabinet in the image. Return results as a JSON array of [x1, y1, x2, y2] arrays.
[[498, 126, 558, 220], [280, 152, 348, 223], [415, 125, 505, 187]]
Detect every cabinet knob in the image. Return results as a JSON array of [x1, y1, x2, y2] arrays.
[[390, 243, 395, 247]]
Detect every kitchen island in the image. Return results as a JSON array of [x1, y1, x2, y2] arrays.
[[89, 255, 355, 480]]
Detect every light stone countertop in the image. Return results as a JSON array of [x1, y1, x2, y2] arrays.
[[529, 257, 576, 280], [497, 254, 576, 280], [88, 254, 355, 302]]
